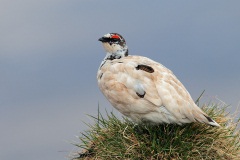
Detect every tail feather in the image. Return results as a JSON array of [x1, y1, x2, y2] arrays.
[[204, 115, 220, 127]]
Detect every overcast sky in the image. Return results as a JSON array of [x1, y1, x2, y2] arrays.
[[1, 1, 240, 160]]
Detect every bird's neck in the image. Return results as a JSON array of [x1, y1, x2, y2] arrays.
[[104, 48, 128, 61]]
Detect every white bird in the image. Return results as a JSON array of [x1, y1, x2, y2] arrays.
[[97, 33, 220, 127]]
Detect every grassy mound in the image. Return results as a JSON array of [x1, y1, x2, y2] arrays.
[[73, 103, 240, 160]]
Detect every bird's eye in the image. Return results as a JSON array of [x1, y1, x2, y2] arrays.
[[111, 38, 119, 42]]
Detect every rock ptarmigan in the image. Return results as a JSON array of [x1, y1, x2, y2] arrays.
[[97, 33, 220, 127]]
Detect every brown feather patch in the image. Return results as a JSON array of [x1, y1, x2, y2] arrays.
[[136, 65, 154, 73]]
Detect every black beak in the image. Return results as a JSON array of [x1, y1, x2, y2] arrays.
[[98, 37, 110, 42]]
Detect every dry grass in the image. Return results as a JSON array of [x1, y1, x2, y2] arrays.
[[72, 102, 240, 160]]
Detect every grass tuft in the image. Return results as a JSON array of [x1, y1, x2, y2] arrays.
[[72, 102, 240, 160]]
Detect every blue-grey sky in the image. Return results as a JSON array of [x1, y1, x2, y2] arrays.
[[1, 1, 240, 160]]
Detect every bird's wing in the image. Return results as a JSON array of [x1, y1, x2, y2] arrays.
[[128, 56, 217, 125]]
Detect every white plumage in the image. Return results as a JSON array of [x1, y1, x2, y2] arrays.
[[97, 33, 220, 127]]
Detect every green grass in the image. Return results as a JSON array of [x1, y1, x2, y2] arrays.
[[73, 102, 240, 160]]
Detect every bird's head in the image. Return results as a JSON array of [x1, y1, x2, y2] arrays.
[[98, 33, 128, 59]]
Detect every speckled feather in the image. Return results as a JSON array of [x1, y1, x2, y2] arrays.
[[97, 33, 220, 126]]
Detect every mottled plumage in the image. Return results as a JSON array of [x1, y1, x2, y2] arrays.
[[97, 33, 220, 127]]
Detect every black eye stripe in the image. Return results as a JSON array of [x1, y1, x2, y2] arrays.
[[111, 39, 120, 43], [103, 37, 120, 42]]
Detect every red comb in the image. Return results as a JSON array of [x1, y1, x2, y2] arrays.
[[111, 35, 120, 39]]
